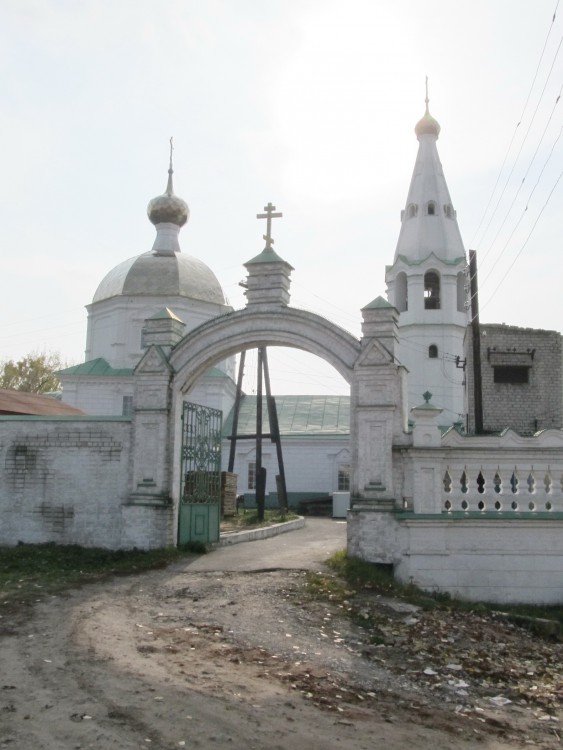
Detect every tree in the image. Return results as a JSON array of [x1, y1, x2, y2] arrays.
[[0, 352, 66, 394]]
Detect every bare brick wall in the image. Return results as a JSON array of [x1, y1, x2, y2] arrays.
[[0, 417, 134, 547], [465, 324, 563, 435]]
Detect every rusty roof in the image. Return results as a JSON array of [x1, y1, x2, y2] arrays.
[[0, 389, 85, 416]]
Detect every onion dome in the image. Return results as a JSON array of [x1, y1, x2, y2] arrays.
[[415, 78, 441, 139], [147, 144, 189, 227]]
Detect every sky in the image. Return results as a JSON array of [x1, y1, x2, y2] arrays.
[[1, 0, 562, 396]]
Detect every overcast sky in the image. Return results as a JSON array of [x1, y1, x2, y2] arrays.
[[1, 0, 562, 395]]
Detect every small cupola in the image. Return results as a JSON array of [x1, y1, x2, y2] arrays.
[[243, 202, 294, 309], [147, 138, 190, 255]]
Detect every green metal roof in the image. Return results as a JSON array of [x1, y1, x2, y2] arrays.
[[244, 246, 293, 266], [149, 307, 184, 322], [206, 366, 231, 379], [57, 358, 134, 377], [362, 296, 395, 310], [223, 395, 350, 437], [387, 253, 466, 269]]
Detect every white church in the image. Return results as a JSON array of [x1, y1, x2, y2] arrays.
[[58, 94, 468, 509], [5, 93, 563, 604]]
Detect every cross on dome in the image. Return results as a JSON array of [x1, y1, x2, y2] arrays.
[[166, 136, 174, 195], [257, 202, 282, 249], [415, 77, 441, 139]]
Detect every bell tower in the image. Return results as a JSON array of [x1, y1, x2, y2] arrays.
[[385, 83, 468, 425]]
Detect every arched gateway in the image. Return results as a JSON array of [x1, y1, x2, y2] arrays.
[[125, 241, 409, 546]]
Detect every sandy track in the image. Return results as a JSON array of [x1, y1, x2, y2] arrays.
[[3, 555, 556, 750]]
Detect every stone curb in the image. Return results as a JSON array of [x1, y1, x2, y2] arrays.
[[216, 516, 305, 547]]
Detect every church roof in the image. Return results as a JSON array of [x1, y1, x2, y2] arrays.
[[362, 296, 394, 310], [58, 358, 134, 377], [92, 149, 226, 306], [244, 246, 293, 267], [92, 251, 226, 304], [393, 89, 466, 265], [223, 395, 350, 438]]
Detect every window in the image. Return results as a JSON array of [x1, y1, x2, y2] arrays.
[[493, 366, 529, 384], [427, 201, 436, 215], [424, 271, 441, 309], [407, 203, 418, 218], [428, 344, 438, 359], [444, 203, 454, 218], [247, 462, 256, 490], [122, 395, 133, 416], [395, 272, 408, 312], [338, 464, 350, 491]]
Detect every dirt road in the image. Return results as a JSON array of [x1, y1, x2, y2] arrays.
[[1, 519, 560, 749]]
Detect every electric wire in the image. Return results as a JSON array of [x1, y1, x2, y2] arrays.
[[476, 32, 563, 264], [469, 0, 560, 250], [478, 83, 563, 279], [474, 116, 563, 297], [476, 167, 563, 318]]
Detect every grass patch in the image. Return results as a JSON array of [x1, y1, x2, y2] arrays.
[[221, 509, 299, 530], [322, 550, 563, 626], [0, 543, 198, 611]]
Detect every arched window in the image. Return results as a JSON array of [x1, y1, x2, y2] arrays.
[[428, 344, 438, 359], [424, 271, 441, 309], [407, 203, 418, 219], [395, 272, 408, 312], [427, 201, 436, 216], [443, 203, 454, 219]]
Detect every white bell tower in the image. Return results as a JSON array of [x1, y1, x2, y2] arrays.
[[385, 84, 468, 425]]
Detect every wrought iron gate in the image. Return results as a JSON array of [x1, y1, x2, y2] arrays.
[[178, 401, 223, 545]]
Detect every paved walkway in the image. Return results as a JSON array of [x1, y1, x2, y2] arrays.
[[185, 517, 347, 573]]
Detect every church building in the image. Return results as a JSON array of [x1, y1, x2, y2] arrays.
[[59, 157, 237, 419], [59, 93, 471, 506]]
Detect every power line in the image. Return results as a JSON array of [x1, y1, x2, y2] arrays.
[[477, 168, 563, 317], [470, 0, 560, 250], [476, 116, 563, 295]]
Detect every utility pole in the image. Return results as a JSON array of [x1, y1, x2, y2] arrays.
[[469, 250, 483, 434]]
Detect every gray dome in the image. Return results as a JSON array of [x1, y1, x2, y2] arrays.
[[93, 251, 226, 304], [147, 192, 189, 227]]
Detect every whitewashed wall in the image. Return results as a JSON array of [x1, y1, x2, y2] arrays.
[[0, 417, 172, 549], [349, 426, 563, 604], [224, 436, 350, 498]]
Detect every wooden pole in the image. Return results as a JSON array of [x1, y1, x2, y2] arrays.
[[256, 348, 265, 520], [227, 351, 246, 473], [262, 348, 288, 513]]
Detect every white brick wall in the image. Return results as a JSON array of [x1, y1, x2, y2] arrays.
[[0, 417, 175, 549]]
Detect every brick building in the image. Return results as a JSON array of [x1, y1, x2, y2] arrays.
[[465, 323, 563, 435]]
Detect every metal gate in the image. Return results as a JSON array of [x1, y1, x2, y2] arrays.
[[178, 401, 223, 545]]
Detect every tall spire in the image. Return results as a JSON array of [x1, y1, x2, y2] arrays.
[[385, 90, 469, 425], [392, 86, 463, 263]]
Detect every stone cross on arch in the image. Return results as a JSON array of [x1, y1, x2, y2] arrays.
[[257, 202, 282, 249]]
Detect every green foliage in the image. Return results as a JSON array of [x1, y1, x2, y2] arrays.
[[225, 509, 298, 529], [323, 549, 563, 624], [0, 543, 195, 610], [0, 351, 66, 393], [304, 571, 352, 604]]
